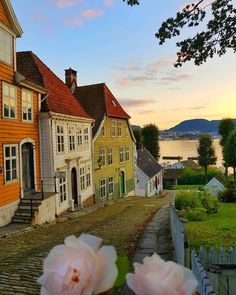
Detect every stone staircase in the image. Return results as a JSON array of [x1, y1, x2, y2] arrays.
[[12, 192, 42, 224]]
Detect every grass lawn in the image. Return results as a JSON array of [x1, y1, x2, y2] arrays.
[[186, 203, 236, 250], [172, 184, 204, 190]]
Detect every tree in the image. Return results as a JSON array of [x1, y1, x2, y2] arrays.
[[224, 129, 236, 180], [218, 118, 235, 175], [123, 0, 236, 67], [197, 134, 217, 183], [133, 128, 143, 149], [142, 123, 160, 160]]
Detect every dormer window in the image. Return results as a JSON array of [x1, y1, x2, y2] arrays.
[[0, 27, 13, 65], [112, 100, 116, 107]]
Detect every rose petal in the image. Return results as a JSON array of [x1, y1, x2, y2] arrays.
[[78, 233, 103, 253], [94, 246, 118, 294]]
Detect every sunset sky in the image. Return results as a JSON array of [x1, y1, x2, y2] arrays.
[[11, 0, 236, 129]]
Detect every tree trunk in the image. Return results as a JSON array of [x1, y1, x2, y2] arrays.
[[225, 166, 228, 177], [234, 167, 236, 181], [205, 165, 208, 184]]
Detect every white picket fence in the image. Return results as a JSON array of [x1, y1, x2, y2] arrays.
[[191, 250, 216, 295], [198, 246, 236, 264]]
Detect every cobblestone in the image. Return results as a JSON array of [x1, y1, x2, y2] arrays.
[[0, 195, 171, 294]]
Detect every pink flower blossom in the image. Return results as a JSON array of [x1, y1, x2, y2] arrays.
[[126, 253, 198, 295], [38, 233, 118, 295]]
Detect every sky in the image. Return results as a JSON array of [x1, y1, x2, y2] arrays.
[[11, 0, 236, 129]]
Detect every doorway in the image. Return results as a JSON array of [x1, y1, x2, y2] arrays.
[[22, 143, 35, 194], [71, 168, 78, 205], [119, 171, 125, 197]]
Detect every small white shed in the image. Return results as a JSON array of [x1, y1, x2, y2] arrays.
[[136, 147, 163, 197], [204, 175, 225, 196]]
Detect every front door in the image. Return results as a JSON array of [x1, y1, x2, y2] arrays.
[[71, 168, 78, 205], [22, 143, 34, 193], [119, 171, 125, 197]]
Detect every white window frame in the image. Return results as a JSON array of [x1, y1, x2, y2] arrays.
[[68, 126, 76, 151], [108, 177, 114, 195], [119, 146, 125, 163], [100, 179, 106, 199], [99, 148, 106, 167], [107, 148, 113, 166], [84, 127, 89, 144], [77, 127, 83, 148], [111, 120, 116, 137], [22, 89, 33, 122], [59, 177, 67, 203], [117, 121, 122, 137], [4, 144, 18, 183], [57, 125, 64, 153], [80, 166, 85, 191], [86, 163, 91, 188], [0, 27, 13, 65], [125, 146, 130, 161], [2, 82, 17, 119]]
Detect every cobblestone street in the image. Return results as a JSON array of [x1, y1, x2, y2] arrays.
[[0, 195, 171, 295]]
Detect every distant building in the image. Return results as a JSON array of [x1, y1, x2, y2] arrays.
[[136, 147, 163, 197], [204, 175, 225, 196], [163, 169, 183, 186], [180, 160, 200, 170]]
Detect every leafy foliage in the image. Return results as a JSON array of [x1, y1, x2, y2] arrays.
[[175, 191, 202, 210], [202, 191, 219, 213], [218, 180, 236, 202], [179, 207, 207, 221], [197, 134, 217, 183], [178, 167, 218, 185], [133, 128, 143, 150], [142, 123, 160, 160], [124, 0, 236, 66], [224, 129, 236, 179]]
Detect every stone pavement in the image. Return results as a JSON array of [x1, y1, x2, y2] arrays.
[[122, 205, 173, 294]]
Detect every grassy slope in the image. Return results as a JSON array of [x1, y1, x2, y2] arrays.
[[186, 203, 236, 250]]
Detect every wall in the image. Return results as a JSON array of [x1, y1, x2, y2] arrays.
[[33, 195, 56, 225]]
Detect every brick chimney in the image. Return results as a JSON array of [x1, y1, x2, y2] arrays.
[[65, 68, 77, 92]]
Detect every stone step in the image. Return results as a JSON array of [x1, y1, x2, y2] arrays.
[[12, 217, 32, 224], [18, 204, 39, 211], [19, 199, 42, 205], [14, 210, 36, 218]]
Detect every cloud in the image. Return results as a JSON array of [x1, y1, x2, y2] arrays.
[[64, 7, 104, 27], [103, 0, 116, 6], [161, 74, 191, 82], [81, 7, 104, 19], [55, 0, 83, 8], [32, 11, 47, 22], [118, 98, 156, 108]]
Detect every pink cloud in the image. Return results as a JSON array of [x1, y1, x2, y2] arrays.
[[32, 11, 47, 22], [103, 0, 116, 6], [56, 0, 83, 9], [64, 15, 83, 27], [81, 7, 104, 19]]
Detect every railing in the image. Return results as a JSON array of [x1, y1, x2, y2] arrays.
[[35, 177, 57, 200], [170, 199, 186, 265], [191, 250, 216, 295]]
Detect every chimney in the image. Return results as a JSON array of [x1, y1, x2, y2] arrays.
[[65, 68, 77, 92]]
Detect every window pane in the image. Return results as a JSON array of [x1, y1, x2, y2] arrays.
[[6, 171, 11, 181], [5, 147, 10, 157], [4, 106, 9, 117], [12, 169, 17, 180], [12, 159, 16, 169], [5, 160, 10, 170]]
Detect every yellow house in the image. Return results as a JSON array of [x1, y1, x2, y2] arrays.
[[68, 75, 136, 202]]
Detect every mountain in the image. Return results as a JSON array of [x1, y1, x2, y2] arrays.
[[167, 119, 236, 134]]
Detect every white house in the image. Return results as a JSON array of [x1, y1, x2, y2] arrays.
[[136, 147, 163, 197], [204, 175, 225, 196], [17, 52, 94, 216]]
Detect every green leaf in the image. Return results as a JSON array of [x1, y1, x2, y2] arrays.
[[114, 256, 130, 287]]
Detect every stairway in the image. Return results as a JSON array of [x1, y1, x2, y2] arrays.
[[12, 192, 42, 224]]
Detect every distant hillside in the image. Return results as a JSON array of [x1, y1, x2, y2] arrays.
[[167, 119, 236, 133], [131, 125, 142, 130]]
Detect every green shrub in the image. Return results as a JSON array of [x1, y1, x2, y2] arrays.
[[218, 181, 236, 202], [201, 192, 219, 213], [179, 207, 207, 221], [178, 167, 219, 185], [175, 191, 202, 210]]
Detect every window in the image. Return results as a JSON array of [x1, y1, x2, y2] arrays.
[[84, 127, 89, 144], [77, 127, 83, 148], [125, 146, 130, 161], [86, 164, 91, 187], [108, 177, 114, 194], [80, 167, 85, 190], [57, 125, 64, 153], [2, 82, 17, 119], [22, 89, 33, 121], [107, 148, 113, 165], [119, 147, 125, 163], [99, 148, 106, 167], [117, 121, 122, 137], [59, 177, 66, 203], [100, 179, 106, 199], [101, 126, 105, 137], [4, 145, 18, 182], [111, 120, 116, 137], [0, 27, 13, 65], [68, 126, 75, 151]]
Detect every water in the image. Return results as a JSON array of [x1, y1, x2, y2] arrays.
[[159, 139, 223, 168]]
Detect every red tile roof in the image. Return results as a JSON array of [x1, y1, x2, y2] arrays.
[[74, 83, 130, 137], [16, 51, 91, 119]]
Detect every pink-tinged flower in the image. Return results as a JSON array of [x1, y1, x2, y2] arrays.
[[126, 253, 198, 295], [38, 233, 118, 295]]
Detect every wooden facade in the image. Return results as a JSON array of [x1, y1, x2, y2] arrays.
[[0, 0, 41, 226]]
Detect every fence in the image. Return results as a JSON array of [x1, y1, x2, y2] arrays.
[[170, 200, 186, 265]]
